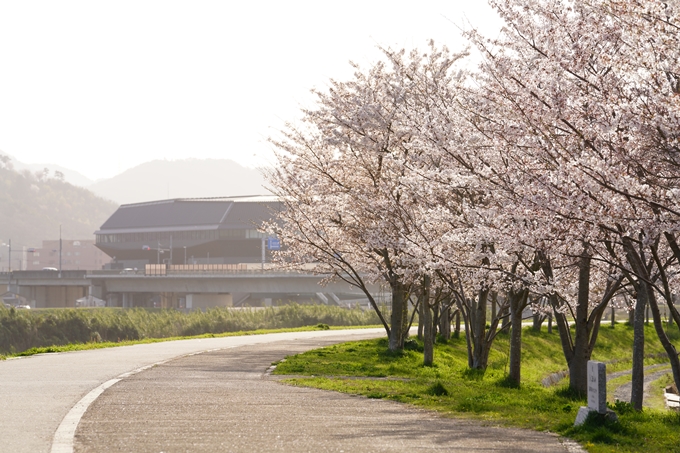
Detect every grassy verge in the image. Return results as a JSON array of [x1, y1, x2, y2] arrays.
[[648, 372, 676, 410], [1, 324, 381, 360], [0, 304, 381, 355], [273, 324, 680, 453]]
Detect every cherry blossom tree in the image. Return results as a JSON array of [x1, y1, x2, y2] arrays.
[[266, 0, 680, 399], [365, 45, 527, 371], [464, 0, 680, 399], [265, 49, 473, 351]]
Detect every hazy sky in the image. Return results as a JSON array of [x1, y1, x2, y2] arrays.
[[0, 1, 502, 180]]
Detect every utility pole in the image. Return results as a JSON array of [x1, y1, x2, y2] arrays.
[[59, 225, 62, 278], [8, 239, 11, 273]]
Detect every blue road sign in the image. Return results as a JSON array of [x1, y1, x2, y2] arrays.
[[267, 238, 281, 250]]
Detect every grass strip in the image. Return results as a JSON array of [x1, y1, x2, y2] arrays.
[[0, 304, 382, 355], [0, 324, 382, 360], [647, 371, 675, 410], [274, 324, 680, 453]]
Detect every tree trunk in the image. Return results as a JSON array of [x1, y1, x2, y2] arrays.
[[628, 306, 635, 325], [388, 279, 408, 351], [621, 236, 648, 411], [646, 285, 680, 399], [432, 300, 440, 342], [501, 304, 509, 330], [542, 254, 576, 379], [508, 290, 527, 385], [471, 289, 491, 369], [543, 250, 605, 396], [568, 253, 592, 395], [439, 302, 451, 340], [400, 287, 410, 341], [417, 304, 424, 340], [630, 282, 647, 410], [611, 306, 616, 327], [422, 277, 433, 366], [547, 313, 553, 334], [532, 312, 543, 331], [453, 310, 461, 338]]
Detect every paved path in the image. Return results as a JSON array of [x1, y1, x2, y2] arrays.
[[74, 337, 582, 453], [0, 329, 385, 453], [612, 365, 672, 407]]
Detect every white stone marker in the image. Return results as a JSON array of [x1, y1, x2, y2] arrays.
[[574, 360, 607, 426], [587, 360, 607, 414]]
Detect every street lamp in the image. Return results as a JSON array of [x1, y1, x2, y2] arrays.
[[142, 243, 169, 265], [183, 246, 187, 265]]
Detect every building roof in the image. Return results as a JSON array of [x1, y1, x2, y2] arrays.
[[96, 196, 281, 233]]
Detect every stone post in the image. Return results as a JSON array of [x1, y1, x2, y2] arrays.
[[587, 361, 607, 414], [575, 360, 618, 425]]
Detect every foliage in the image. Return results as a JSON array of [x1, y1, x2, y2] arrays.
[[0, 304, 380, 355]]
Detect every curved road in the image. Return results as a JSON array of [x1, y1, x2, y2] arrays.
[[0, 329, 384, 453], [1, 329, 582, 453]]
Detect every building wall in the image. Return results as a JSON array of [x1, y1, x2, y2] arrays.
[[25, 240, 111, 271], [185, 293, 233, 310], [16, 285, 87, 308]]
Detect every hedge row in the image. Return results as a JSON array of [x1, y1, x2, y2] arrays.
[[0, 305, 381, 354]]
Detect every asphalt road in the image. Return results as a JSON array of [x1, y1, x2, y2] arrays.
[[1, 329, 583, 453], [0, 329, 385, 453]]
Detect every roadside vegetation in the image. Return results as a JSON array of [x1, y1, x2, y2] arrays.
[[274, 324, 680, 453], [0, 304, 380, 357]]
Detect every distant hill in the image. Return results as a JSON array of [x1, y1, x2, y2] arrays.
[[1, 151, 95, 187], [0, 165, 118, 253], [87, 158, 270, 204]]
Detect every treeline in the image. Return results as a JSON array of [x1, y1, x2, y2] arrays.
[[265, 0, 680, 411], [0, 305, 380, 355], [0, 156, 117, 250]]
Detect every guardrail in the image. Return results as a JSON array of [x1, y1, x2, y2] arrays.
[[9, 270, 88, 279], [85, 264, 320, 277], [146, 263, 252, 276]]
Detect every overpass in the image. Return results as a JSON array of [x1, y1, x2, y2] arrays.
[[1, 268, 385, 310]]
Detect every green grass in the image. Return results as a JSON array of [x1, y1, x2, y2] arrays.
[[1, 324, 378, 360], [273, 323, 680, 453], [0, 304, 381, 356], [647, 372, 676, 410]]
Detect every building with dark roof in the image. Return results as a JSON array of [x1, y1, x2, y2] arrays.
[[4, 196, 380, 309], [95, 196, 281, 268]]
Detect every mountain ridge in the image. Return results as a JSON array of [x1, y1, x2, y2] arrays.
[[0, 164, 118, 255], [86, 158, 270, 205], [0, 156, 273, 268], [1, 154, 271, 205], [0, 151, 95, 187]]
